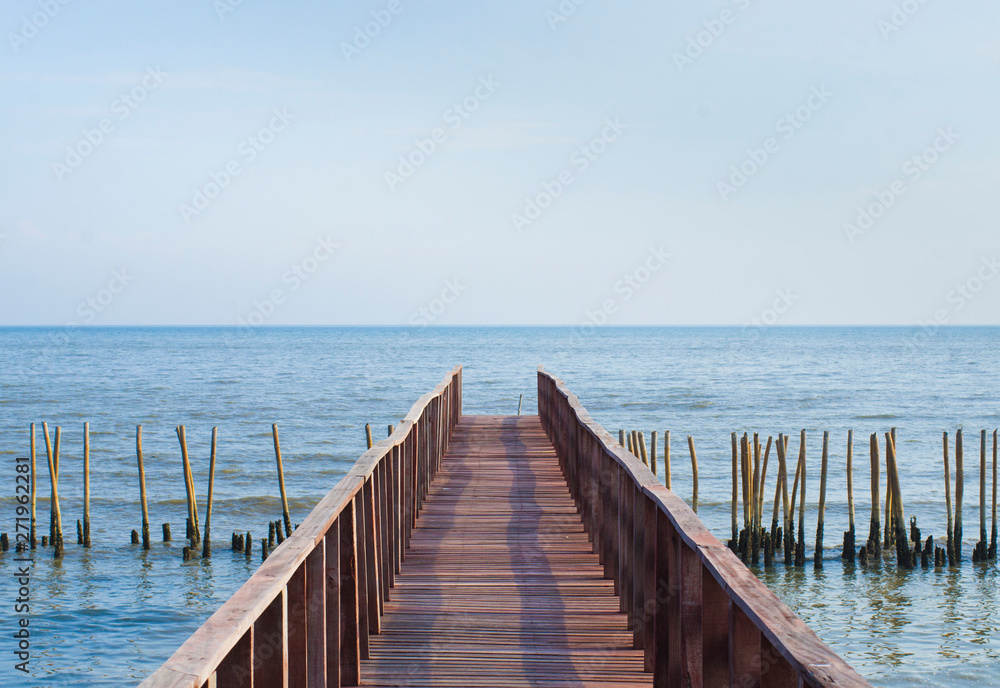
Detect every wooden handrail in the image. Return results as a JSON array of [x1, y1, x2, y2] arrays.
[[139, 365, 463, 688], [536, 366, 872, 688]]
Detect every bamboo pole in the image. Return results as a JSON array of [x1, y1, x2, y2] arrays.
[[632, 431, 644, 465], [627, 433, 634, 456], [517, 394, 523, 416], [83, 422, 91, 547], [980, 429, 988, 551], [388, 425, 394, 437], [43, 422, 55, 544], [991, 429, 997, 559], [956, 428, 964, 561], [619, 429, 625, 447], [751, 434, 761, 563], [796, 430, 806, 566], [650, 431, 658, 477], [870, 433, 881, 555], [638, 431, 649, 467], [780, 435, 792, 562], [843, 430, 855, 561], [884, 449, 894, 549], [29, 424, 36, 549], [687, 435, 698, 513], [758, 436, 772, 530], [203, 426, 218, 558], [731, 432, 738, 546], [177, 426, 200, 547], [137, 425, 150, 550], [664, 430, 671, 489], [771, 434, 784, 545], [752, 434, 761, 539], [365, 423, 373, 450], [741, 433, 751, 540], [886, 432, 910, 567], [815, 431, 829, 567], [943, 432, 954, 564], [47, 426, 64, 557], [273, 423, 293, 538]]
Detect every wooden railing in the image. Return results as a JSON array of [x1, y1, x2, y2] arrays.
[[140, 365, 462, 688], [537, 366, 872, 688]]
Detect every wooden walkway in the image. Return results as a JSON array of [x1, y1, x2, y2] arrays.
[[362, 415, 650, 687]]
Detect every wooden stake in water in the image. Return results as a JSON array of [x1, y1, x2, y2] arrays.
[[272, 423, 293, 538], [638, 431, 649, 467], [83, 422, 91, 547], [388, 425, 394, 437], [50, 426, 64, 557], [365, 423, 373, 450], [43, 422, 55, 544], [815, 431, 829, 567], [796, 430, 806, 566], [956, 428, 964, 561], [751, 434, 761, 560], [980, 429, 988, 554], [758, 436, 772, 531], [687, 435, 699, 513], [29, 424, 36, 549], [943, 432, 954, 565], [650, 431, 658, 477], [203, 426, 218, 558], [870, 433, 881, 556], [731, 432, 738, 547], [137, 425, 150, 550], [842, 430, 855, 561], [772, 434, 785, 547], [517, 394, 523, 416], [176, 425, 200, 547], [619, 429, 625, 447], [664, 430, 671, 489], [886, 432, 911, 568], [991, 429, 997, 559]]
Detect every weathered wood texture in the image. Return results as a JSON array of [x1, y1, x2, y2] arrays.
[[362, 414, 649, 687], [537, 366, 872, 688]]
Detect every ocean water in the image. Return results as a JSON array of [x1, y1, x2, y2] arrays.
[[0, 326, 998, 687]]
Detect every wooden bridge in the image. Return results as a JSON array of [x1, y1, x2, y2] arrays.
[[140, 366, 871, 688]]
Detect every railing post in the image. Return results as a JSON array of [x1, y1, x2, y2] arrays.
[[363, 477, 382, 628], [353, 494, 371, 660], [761, 635, 799, 687], [643, 494, 656, 672], [702, 568, 729, 686], [622, 469, 633, 618], [339, 501, 360, 686], [679, 544, 703, 688], [306, 539, 327, 687], [374, 466, 390, 602], [253, 592, 285, 688], [216, 627, 253, 687], [632, 484, 646, 650], [653, 509, 673, 687], [287, 564, 307, 687], [391, 444, 402, 572], [730, 600, 762, 688], [325, 523, 341, 688]]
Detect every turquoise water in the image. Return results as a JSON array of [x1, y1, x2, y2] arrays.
[[0, 326, 998, 686]]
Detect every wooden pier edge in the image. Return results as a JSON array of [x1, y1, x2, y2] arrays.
[[536, 365, 872, 688], [138, 365, 462, 688]]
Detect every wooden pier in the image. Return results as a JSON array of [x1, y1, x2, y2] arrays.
[[139, 366, 871, 688]]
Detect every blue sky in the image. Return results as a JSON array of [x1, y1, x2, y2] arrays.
[[2, 0, 998, 325]]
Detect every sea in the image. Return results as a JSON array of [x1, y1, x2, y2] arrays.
[[0, 326, 997, 687]]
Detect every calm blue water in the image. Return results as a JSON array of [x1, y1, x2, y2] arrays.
[[0, 326, 998, 687]]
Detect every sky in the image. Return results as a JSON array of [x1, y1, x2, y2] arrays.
[[1, 0, 998, 326]]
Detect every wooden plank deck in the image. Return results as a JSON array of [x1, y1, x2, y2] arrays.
[[362, 415, 651, 687]]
